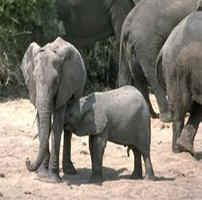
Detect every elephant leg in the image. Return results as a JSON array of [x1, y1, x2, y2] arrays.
[[139, 59, 171, 122], [118, 54, 133, 87], [62, 130, 77, 175], [89, 134, 107, 184], [131, 147, 143, 179], [37, 152, 50, 177], [176, 103, 201, 155], [142, 151, 155, 180], [36, 112, 50, 177], [132, 63, 159, 119], [48, 106, 65, 183], [111, 0, 134, 88], [172, 118, 185, 153]]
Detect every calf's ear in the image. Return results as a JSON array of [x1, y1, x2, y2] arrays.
[[79, 95, 108, 136]]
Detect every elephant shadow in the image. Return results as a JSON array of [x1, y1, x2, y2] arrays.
[[62, 167, 126, 185], [62, 167, 175, 185]]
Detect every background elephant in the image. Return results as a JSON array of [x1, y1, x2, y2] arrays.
[[56, 0, 135, 47], [118, 0, 198, 121], [156, 6, 202, 154], [64, 86, 155, 183], [20, 37, 87, 182], [55, 0, 136, 87]]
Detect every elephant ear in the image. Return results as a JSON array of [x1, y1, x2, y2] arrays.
[[78, 94, 108, 135], [55, 40, 86, 110], [20, 42, 40, 105]]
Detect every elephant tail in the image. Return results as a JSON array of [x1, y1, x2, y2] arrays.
[[156, 50, 166, 92]]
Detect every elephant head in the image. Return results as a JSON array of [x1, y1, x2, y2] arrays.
[[21, 37, 86, 172], [65, 94, 108, 136]]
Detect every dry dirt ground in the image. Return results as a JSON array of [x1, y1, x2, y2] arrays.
[[1, 95, 202, 200]]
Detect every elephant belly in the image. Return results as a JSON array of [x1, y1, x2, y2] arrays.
[[108, 122, 142, 146]]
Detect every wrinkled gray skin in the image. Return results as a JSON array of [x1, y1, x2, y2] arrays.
[[156, 7, 202, 154], [118, 0, 198, 122], [64, 86, 155, 183], [20, 37, 86, 182], [56, 0, 136, 47]]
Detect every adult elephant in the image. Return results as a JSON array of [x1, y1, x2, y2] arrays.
[[118, 0, 198, 121], [55, 0, 137, 88], [55, 0, 136, 47], [21, 37, 87, 182], [156, 3, 202, 153]]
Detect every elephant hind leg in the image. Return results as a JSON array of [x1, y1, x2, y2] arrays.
[[132, 62, 159, 119], [131, 147, 143, 179], [142, 151, 155, 180], [139, 59, 171, 122], [176, 103, 201, 156]]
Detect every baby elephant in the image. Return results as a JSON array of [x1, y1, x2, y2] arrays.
[[64, 86, 155, 183]]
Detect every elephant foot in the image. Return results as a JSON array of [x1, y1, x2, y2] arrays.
[[130, 172, 143, 180], [176, 138, 194, 156], [37, 166, 49, 178], [144, 175, 156, 181], [176, 127, 195, 156], [63, 161, 77, 175], [172, 145, 184, 154], [45, 170, 62, 183], [89, 174, 103, 185], [159, 112, 172, 123], [35, 173, 62, 183]]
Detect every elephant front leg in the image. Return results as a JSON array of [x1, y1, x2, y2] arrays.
[[48, 107, 65, 183], [131, 147, 143, 179], [62, 130, 77, 175], [89, 135, 107, 184]]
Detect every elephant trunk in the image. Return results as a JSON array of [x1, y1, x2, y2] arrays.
[[26, 108, 51, 171]]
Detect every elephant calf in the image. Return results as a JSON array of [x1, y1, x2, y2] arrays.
[[64, 86, 155, 183]]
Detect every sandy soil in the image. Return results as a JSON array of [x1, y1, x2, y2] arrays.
[[0, 95, 202, 200]]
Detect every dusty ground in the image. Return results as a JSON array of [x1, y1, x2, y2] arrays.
[[0, 95, 202, 200]]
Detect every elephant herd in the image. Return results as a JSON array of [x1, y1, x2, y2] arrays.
[[19, 0, 202, 184]]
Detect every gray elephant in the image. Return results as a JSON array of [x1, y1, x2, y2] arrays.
[[64, 86, 155, 183], [156, 4, 202, 154], [118, 0, 198, 122], [56, 0, 136, 47], [20, 37, 87, 182], [55, 0, 138, 88]]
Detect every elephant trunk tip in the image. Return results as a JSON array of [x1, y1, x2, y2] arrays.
[[25, 157, 37, 172]]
